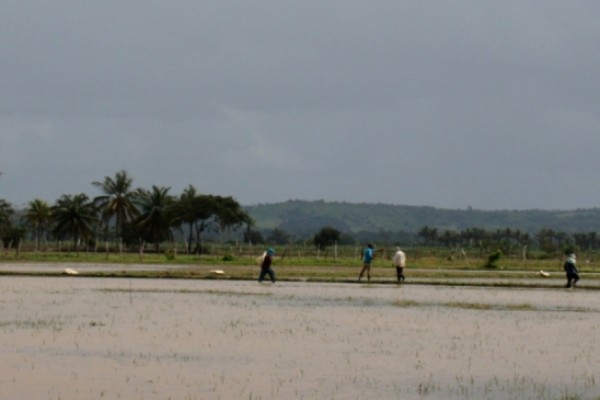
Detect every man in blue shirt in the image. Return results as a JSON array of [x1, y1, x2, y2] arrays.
[[358, 243, 376, 282]]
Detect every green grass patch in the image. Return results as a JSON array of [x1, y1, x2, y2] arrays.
[[392, 299, 593, 312], [1, 249, 600, 290]]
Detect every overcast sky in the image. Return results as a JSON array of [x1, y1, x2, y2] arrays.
[[2, 1, 600, 210]]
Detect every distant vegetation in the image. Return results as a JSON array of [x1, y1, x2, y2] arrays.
[[0, 171, 251, 255], [246, 199, 600, 234], [2, 172, 600, 258], [245, 200, 600, 256]]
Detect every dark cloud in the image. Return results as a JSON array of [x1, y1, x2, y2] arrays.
[[1, 1, 600, 210]]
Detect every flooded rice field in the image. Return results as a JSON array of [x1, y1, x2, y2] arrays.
[[0, 276, 598, 399]]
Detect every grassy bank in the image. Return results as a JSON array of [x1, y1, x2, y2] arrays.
[[1, 247, 596, 272], [1, 250, 599, 289]]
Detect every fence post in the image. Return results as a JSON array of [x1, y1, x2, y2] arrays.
[[334, 241, 338, 260]]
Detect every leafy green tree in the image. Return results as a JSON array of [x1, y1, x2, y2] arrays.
[[418, 226, 438, 246], [536, 228, 564, 254], [513, 229, 531, 247], [24, 199, 52, 251], [588, 231, 598, 250], [171, 192, 252, 254], [313, 226, 341, 249], [171, 185, 199, 252], [460, 227, 489, 247], [189, 194, 220, 253], [92, 170, 139, 240], [268, 228, 291, 245], [0, 199, 17, 249], [2, 226, 26, 250], [51, 194, 97, 250], [573, 233, 589, 251], [439, 230, 460, 247], [573, 231, 599, 251], [134, 186, 175, 252], [243, 229, 265, 244], [0, 199, 14, 237], [213, 195, 253, 233]]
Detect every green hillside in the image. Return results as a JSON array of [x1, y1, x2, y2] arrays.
[[245, 200, 600, 236]]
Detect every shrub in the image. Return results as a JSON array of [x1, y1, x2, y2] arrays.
[[484, 250, 501, 269], [164, 249, 176, 261]]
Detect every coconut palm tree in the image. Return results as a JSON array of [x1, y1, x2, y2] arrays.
[[92, 170, 139, 240], [134, 186, 175, 252], [24, 199, 52, 251], [51, 194, 97, 250]]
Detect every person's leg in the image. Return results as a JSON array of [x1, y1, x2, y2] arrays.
[[399, 267, 405, 282], [358, 264, 368, 281], [396, 267, 401, 283], [366, 264, 371, 282], [572, 273, 579, 286], [269, 268, 276, 283], [258, 269, 267, 282], [566, 273, 573, 288]]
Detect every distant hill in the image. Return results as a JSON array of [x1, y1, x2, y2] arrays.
[[245, 200, 600, 237]]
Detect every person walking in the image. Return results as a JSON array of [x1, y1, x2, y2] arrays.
[[563, 253, 579, 288], [392, 247, 406, 283], [358, 243, 378, 282], [258, 248, 276, 283]]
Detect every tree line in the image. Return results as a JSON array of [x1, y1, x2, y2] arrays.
[[1, 171, 599, 257], [0, 170, 252, 253], [293, 224, 597, 258], [416, 225, 597, 256]]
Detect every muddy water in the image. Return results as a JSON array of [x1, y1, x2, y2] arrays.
[[0, 277, 598, 399]]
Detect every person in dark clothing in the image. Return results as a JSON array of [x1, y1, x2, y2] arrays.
[[563, 253, 580, 288], [258, 248, 276, 283]]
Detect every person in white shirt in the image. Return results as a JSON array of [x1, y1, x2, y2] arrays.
[[392, 247, 406, 283]]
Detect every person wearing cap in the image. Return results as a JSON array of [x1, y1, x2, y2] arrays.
[[392, 247, 406, 283], [563, 253, 579, 288], [259, 248, 276, 283]]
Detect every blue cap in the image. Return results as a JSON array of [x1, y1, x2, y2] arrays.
[[267, 248, 275, 255]]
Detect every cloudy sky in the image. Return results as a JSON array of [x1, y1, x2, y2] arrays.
[[2, 1, 600, 210]]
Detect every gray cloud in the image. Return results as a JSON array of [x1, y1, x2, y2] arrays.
[[2, 1, 600, 210]]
